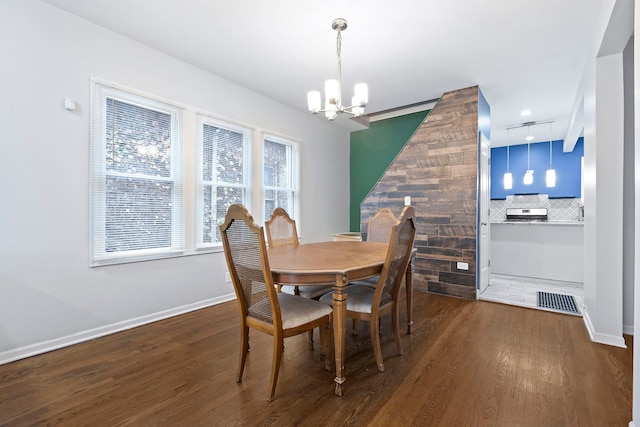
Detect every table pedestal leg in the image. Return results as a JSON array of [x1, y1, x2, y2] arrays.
[[333, 274, 347, 396]]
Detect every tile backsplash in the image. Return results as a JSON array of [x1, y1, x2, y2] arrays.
[[490, 195, 582, 222]]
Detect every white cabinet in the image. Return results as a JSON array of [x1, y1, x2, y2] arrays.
[[490, 222, 584, 283]]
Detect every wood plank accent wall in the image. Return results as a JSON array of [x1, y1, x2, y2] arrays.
[[360, 86, 480, 300]]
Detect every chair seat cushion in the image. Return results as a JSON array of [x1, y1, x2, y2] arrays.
[[319, 284, 392, 314], [276, 293, 333, 329], [281, 284, 335, 299], [348, 276, 379, 288]]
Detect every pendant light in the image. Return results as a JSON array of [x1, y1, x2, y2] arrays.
[[546, 122, 556, 187], [503, 129, 513, 189], [523, 125, 534, 185]]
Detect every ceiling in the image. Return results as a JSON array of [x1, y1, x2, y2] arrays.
[[42, 0, 604, 147]]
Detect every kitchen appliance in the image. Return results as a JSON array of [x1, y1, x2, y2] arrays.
[[506, 208, 548, 222]]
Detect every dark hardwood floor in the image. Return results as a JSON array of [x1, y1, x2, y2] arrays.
[[0, 291, 632, 426]]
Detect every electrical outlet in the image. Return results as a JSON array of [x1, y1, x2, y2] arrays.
[[404, 196, 411, 206], [225, 272, 231, 283], [457, 262, 469, 271]]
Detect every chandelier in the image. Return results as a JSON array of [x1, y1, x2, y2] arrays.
[[307, 18, 368, 120]]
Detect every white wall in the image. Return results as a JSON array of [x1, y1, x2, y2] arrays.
[[634, 2, 640, 424], [553, 1, 636, 423], [577, 0, 628, 349], [623, 36, 635, 335], [589, 52, 625, 345], [0, 0, 351, 363]]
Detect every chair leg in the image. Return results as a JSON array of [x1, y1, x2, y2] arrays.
[[370, 317, 384, 372], [308, 329, 314, 350], [268, 333, 284, 401], [237, 326, 249, 382], [392, 304, 403, 356]]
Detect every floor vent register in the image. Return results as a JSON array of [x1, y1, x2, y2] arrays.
[[537, 291, 579, 315]]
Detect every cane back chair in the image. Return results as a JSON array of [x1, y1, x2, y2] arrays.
[[220, 204, 333, 400]]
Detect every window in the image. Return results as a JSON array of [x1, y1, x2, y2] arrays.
[[263, 134, 299, 222], [90, 80, 183, 266], [90, 79, 300, 265], [198, 116, 251, 247]]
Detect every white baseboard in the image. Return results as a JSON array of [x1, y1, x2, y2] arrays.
[[583, 307, 628, 348], [624, 323, 634, 336], [0, 293, 236, 365]]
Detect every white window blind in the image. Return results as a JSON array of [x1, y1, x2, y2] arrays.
[[90, 80, 184, 266], [263, 134, 299, 222], [197, 115, 251, 247]]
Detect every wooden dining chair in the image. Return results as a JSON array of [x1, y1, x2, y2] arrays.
[[353, 207, 400, 289], [366, 207, 399, 243], [320, 205, 416, 372], [220, 204, 333, 401], [265, 208, 334, 300], [348, 207, 401, 334], [265, 207, 299, 249], [265, 207, 334, 348]]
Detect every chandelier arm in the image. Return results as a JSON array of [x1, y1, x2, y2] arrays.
[[311, 106, 358, 115]]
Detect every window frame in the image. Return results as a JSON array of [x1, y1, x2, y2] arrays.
[[90, 79, 184, 266], [195, 113, 253, 250], [262, 133, 300, 226]]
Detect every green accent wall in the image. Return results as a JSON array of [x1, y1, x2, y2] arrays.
[[349, 110, 430, 231]]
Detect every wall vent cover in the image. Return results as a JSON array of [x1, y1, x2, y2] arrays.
[[537, 291, 579, 315]]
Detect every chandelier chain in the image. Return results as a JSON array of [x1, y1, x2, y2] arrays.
[[336, 30, 343, 106]]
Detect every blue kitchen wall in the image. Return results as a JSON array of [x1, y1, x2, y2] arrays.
[[491, 137, 584, 199]]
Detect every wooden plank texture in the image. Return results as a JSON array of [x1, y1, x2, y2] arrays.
[[0, 293, 631, 426], [361, 86, 480, 299]]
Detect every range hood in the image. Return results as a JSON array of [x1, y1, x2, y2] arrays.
[[506, 208, 548, 221]]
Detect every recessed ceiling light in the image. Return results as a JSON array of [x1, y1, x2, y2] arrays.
[[521, 109, 532, 116], [526, 135, 534, 141]]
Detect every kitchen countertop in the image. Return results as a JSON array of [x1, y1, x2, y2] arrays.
[[491, 220, 584, 226]]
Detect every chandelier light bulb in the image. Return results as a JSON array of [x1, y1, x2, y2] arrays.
[[546, 169, 556, 187], [546, 122, 555, 187], [324, 100, 337, 120], [524, 170, 534, 185], [354, 83, 368, 107], [307, 91, 321, 113], [325, 79, 340, 105], [351, 96, 364, 116], [503, 172, 513, 190]]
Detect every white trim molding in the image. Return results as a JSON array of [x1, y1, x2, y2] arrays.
[[583, 306, 627, 348]]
